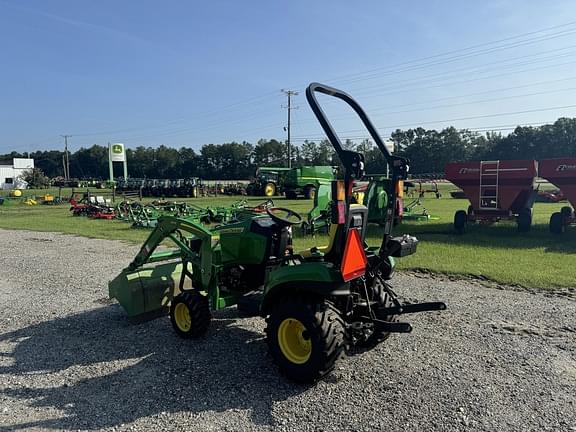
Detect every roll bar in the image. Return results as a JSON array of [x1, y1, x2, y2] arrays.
[[305, 82, 410, 246], [306, 82, 394, 166]]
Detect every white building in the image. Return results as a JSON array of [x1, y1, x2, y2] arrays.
[[0, 158, 34, 189]]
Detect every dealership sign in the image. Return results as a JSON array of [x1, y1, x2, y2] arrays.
[[109, 143, 126, 162], [108, 143, 128, 181]]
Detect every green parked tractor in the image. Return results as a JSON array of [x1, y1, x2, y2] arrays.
[[246, 167, 291, 197], [108, 83, 445, 383]]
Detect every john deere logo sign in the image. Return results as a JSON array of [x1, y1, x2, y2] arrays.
[[109, 143, 125, 162]]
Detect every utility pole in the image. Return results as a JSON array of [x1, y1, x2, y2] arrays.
[[281, 89, 298, 168], [61, 135, 72, 180]]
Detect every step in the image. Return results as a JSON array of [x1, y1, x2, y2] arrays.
[[236, 291, 263, 316]]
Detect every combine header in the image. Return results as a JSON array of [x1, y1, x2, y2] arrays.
[[539, 158, 576, 234], [445, 160, 538, 233]]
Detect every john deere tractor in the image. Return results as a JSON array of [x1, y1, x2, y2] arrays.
[[109, 83, 445, 382]]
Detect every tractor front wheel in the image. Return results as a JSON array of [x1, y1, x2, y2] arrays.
[[170, 291, 211, 338], [266, 298, 345, 383]]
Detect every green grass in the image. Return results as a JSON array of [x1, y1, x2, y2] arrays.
[[1, 186, 574, 289]]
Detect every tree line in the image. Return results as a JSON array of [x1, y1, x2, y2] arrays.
[[2, 117, 575, 180]]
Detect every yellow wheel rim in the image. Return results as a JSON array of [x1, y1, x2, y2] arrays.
[[174, 303, 191, 332], [265, 184, 275, 196], [278, 318, 311, 364]]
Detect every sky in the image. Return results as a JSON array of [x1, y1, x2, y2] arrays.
[[1, 0, 576, 154]]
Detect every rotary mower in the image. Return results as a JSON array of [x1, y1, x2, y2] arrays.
[[109, 83, 445, 382]]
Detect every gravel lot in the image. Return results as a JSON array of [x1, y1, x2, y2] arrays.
[[0, 229, 575, 432]]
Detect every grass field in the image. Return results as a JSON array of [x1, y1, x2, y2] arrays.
[[1, 186, 574, 289]]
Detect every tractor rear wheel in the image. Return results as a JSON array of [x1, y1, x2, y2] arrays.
[[264, 182, 276, 197], [170, 291, 211, 338], [549, 212, 565, 234], [454, 210, 467, 234], [517, 208, 532, 232], [265, 298, 345, 383]]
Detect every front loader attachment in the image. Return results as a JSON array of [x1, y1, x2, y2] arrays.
[[109, 216, 214, 323], [109, 261, 192, 323]]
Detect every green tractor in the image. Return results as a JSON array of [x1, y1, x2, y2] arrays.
[[108, 83, 445, 382], [246, 167, 291, 197]]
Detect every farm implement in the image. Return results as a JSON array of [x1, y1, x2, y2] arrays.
[[70, 194, 115, 219], [539, 158, 576, 234], [409, 179, 442, 199], [445, 160, 538, 233], [109, 83, 445, 382], [115, 198, 274, 228]]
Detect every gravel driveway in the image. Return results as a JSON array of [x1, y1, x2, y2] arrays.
[[0, 229, 574, 432]]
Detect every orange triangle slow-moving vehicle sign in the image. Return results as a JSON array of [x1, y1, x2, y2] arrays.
[[341, 228, 368, 282]]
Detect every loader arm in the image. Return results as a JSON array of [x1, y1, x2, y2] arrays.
[[127, 215, 215, 289]]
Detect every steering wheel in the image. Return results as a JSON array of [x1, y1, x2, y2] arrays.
[[266, 207, 302, 226]]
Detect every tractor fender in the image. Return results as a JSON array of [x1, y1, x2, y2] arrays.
[[260, 262, 349, 316]]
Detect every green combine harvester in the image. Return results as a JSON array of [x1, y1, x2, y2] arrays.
[[109, 82, 445, 382], [283, 165, 335, 199]]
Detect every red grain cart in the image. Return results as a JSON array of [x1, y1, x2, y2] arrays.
[[539, 158, 576, 234], [445, 160, 538, 233]]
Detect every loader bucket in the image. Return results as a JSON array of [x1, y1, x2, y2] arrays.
[[108, 261, 191, 323]]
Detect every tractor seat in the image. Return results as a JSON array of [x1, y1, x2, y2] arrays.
[[297, 204, 368, 259], [298, 224, 338, 259]]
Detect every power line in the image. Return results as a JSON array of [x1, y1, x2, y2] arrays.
[[9, 21, 576, 151], [372, 76, 576, 110], [330, 29, 576, 87], [69, 91, 280, 138], [289, 83, 576, 130], [336, 52, 576, 101], [290, 120, 557, 143], [292, 103, 576, 140], [49, 22, 576, 143], [286, 20, 576, 89], [362, 103, 576, 131], [84, 60, 576, 145]]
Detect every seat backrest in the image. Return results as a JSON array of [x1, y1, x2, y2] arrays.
[[348, 204, 369, 243], [298, 204, 368, 259]]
